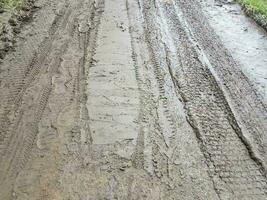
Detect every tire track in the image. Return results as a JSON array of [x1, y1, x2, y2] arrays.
[[141, 0, 267, 199], [0, 0, 71, 157], [127, 0, 221, 199], [0, 0, 88, 160], [0, 1, 92, 198], [33, 2, 104, 199], [171, 0, 267, 174], [77, 0, 105, 148], [176, 0, 267, 166]]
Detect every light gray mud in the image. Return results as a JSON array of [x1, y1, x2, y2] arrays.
[[199, 0, 267, 102], [0, 0, 266, 199]]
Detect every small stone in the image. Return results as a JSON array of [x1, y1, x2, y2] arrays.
[[8, 18, 17, 26], [119, 167, 125, 171], [13, 27, 21, 34], [21, 6, 30, 11]]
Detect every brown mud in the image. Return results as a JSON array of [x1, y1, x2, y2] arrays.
[[0, 0, 266, 199]]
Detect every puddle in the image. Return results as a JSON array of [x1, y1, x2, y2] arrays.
[[199, 0, 267, 102], [86, 0, 139, 145]]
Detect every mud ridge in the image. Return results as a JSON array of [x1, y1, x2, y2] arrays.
[[78, 0, 105, 146]]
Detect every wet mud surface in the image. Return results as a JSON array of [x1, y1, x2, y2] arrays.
[[200, 0, 267, 102], [0, 0, 267, 199]]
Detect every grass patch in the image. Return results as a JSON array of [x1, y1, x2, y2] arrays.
[[238, 0, 267, 29], [0, 0, 24, 10], [239, 0, 267, 15]]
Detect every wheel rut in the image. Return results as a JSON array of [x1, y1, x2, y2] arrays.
[[141, 0, 267, 199], [0, 0, 101, 199]]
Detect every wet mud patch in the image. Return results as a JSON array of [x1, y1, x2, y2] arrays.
[[199, 0, 267, 102], [0, 0, 266, 199], [58, 141, 162, 200]]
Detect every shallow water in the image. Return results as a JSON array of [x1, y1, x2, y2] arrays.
[[200, 0, 267, 102]]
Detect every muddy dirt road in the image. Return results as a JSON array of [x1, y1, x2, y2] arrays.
[[0, 0, 267, 199]]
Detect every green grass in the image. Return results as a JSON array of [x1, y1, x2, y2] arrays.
[[238, 0, 267, 17], [237, 0, 267, 29], [0, 0, 24, 9]]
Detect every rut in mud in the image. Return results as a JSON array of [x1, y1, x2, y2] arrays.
[[0, 0, 267, 199]]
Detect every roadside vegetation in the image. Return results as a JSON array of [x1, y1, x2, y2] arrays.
[[0, 0, 24, 9], [239, 0, 267, 16], [0, 0, 31, 60], [238, 0, 267, 29]]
